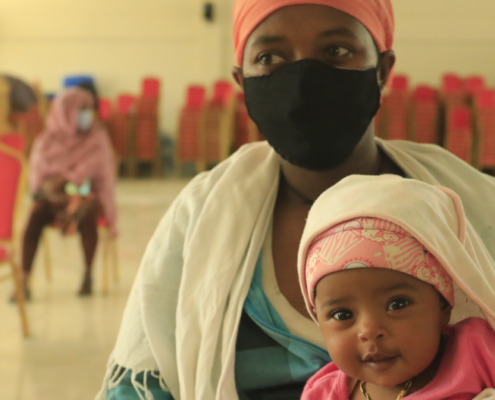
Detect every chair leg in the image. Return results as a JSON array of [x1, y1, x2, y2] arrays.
[[42, 230, 52, 282], [11, 260, 30, 338], [110, 239, 119, 283], [101, 231, 110, 295]]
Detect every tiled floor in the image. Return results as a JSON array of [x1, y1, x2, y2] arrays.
[[0, 179, 189, 400]]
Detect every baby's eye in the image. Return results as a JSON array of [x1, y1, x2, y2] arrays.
[[326, 46, 350, 58], [258, 53, 285, 66], [387, 299, 410, 311], [331, 309, 354, 321]]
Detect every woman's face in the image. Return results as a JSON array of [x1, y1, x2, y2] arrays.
[[233, 4, 394, 86]]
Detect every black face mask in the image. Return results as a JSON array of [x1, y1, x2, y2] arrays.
[[243, 59, 381, 170]]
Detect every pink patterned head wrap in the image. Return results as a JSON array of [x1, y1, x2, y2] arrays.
[[305, 217, 455, 308], [233, 0, 394, 66]]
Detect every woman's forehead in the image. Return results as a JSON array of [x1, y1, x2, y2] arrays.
[[245, 5, 374, 49]]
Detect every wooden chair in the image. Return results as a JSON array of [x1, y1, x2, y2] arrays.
[[0, 142, 30, 337], [41, 214, 120, 295]]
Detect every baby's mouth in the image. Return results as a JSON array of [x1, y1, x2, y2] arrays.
[[362, 352, 399, 371]]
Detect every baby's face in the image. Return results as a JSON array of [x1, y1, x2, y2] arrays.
[[314, 268, 451, 388]]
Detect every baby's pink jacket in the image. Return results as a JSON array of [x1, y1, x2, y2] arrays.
[[301, 318, 495, 400]]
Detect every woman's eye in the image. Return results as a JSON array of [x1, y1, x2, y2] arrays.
[[327, 46, 350, 58], [331, 310, 354, 321], [258, 54, 285, 66], [387, 299, 410, 311]]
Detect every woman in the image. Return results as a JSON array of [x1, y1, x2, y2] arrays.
[[22, 87, 117, 298], [98, 1, 494, 399]]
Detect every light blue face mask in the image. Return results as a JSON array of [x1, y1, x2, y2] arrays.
[[77, 109, 94, 131]]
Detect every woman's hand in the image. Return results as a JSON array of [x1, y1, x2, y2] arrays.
[[40, 175, 69, 207]]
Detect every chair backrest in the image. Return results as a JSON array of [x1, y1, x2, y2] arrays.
[[476, 90, 495, 109], [446, 107, 472, 163], [117, 94, 136, 114], [0, 144, 23, 241], [390, 75, 409, 92], [186, 86, 206, 109], [142, 77, 160, 99], [465, 76, 485, 96], [412, 86, 438, 144], [212, 80, 234, 107], [442, 73, 462, 95], [99, 97, 112, 121], [0, 133, 26, 153], [414, 85, 436, 102]]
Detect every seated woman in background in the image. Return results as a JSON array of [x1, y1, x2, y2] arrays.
[[20, 87, 117, 299]]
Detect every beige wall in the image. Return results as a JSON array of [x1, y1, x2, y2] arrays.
[[0, 0, 235, 134], [394, 0, 495, 86], [2, 0, 495, 134]]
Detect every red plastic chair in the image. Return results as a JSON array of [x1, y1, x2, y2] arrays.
[[117, 94, 136, 114], [390, 75, 409, 92], [99, 98, 112, 121], [211, 80, 234, 106], [0, 132, 26, 153], [204, 81, 235, 164], [442, 73, 466, 108], [187, 86, 206, 109], [382, 86, 409, 141], [475, 90, 495, 168], [0, 143, 29, 337], [177, 86, 206, 165], [446, 107, 472, 163], [465, 76, 485, 96], [411, 86, 438, 144], [142, 77, 160, 99]]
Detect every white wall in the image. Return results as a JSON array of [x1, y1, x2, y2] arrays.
[[2, 0, 495, 134]]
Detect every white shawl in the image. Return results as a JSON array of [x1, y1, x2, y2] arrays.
[[97, 139, 495, 400]]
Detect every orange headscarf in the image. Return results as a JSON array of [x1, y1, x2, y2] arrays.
[[233, 0, 394, 66]]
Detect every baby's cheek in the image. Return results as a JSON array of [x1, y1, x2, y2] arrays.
[[324, 333, 359, 375]]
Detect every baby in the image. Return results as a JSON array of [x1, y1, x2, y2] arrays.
[[297, 176, 495, 400]]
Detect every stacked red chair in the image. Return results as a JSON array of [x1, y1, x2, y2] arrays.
[[382, 75, 409, 140], [109, 94, 135, 161], [410, 86, 438, 144], [177, 85, 206, 167], [99, 97, 112, 123], [442, 73, 466, 108], [474, 90, 495, 168], [465, 76, 485, 98], [445, 107, 472, 164], [203, 80, 235, 166], [135, 78, 161, 171]]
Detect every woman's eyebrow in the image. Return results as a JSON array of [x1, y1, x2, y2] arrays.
[[251, 35, 287, 46], [319, 28, 359, 39]]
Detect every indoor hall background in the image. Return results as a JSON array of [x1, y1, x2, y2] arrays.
[[2, 1, 495, 136]]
